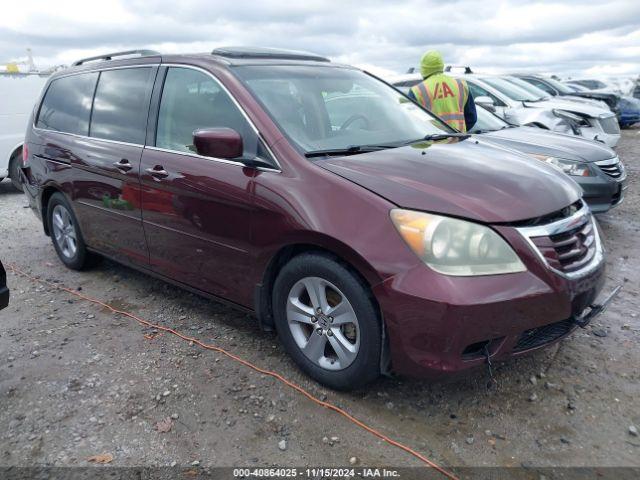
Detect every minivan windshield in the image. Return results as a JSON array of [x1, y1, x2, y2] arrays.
[[233, 65, 451, 155], [481, 76, 543, 102]]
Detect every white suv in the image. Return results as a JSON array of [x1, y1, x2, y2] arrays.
[[0, 72, 49, 190]]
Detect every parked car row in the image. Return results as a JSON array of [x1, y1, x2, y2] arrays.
[[392, 68, 629, 214], [17, 48, 623, 389], [393, 68, 622, 147]]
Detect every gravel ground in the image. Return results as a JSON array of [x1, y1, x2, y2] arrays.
[[0, 129, 638, 472]]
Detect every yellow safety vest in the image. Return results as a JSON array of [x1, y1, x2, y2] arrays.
[[411, 73, 469, 132]]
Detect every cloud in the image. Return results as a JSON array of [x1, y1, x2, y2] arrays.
[[1, 0, 639, 78]]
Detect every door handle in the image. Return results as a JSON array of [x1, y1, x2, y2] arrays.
[[145, 165, 169, 179], [114, 159, 133, 172]]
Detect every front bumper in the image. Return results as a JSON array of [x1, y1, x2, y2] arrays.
[[579, 126, 620, 148], [579, 158, 627, 213], [374, 208, 607, 379]]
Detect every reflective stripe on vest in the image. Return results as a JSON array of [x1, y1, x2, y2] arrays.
[[412, 74, 468, 132], [411, 81, 432, 110]]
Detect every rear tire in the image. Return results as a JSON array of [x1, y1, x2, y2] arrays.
[[272, 253, 381, 390], [47, 192, 100, 270], [9, 152, 23, 192]]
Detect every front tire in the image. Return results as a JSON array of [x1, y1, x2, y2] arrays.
[[272, 253, 381, 390], [47, 192, 98, 270]]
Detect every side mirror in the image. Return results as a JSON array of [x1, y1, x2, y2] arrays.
[[193, 128, 243, 159], [475, 96, 496, 112]]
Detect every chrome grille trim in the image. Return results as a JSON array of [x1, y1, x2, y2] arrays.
[[516, 205, 604, 280], [595, 157, 623, 178]]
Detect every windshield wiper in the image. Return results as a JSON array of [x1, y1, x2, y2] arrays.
[[304, 144, 396, 158], [417, 132, 471, 142]]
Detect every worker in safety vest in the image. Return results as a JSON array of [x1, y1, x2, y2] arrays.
[[408, 50, 477, 132]]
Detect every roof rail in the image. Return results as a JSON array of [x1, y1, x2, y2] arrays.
[[444, 65, 473, 74], [211, 46, 330, 63], [72, 49, 160, 66]]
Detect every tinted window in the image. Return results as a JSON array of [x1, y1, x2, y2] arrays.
[[156, 67, 258, 157], [90, 68, 153, 144], [36, 73, 98, 135]]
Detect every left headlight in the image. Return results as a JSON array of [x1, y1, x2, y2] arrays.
[[390, 209, 526, 276], [529, 154, 594, 177]]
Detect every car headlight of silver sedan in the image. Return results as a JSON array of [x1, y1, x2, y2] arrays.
[[529, 154, 594, 177], [390, 209, 526, 276]]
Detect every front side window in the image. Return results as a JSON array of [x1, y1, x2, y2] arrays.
[[36, 73, 98, 135], [233, 65, 451, 154], [156, 67, 258, 157], [90, 67, 154, 144]]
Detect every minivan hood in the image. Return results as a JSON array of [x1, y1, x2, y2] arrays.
[[482, 126, 616, 163], [318, 139, 581, 223]]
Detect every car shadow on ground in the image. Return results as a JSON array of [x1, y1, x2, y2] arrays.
[[0, 180, 22, 195], [86, 255, 557, 408]]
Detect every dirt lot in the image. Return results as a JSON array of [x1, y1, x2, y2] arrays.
[[1, 129, 639, 474]]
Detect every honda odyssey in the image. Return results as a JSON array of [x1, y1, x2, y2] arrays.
[[21, 48, 614, 389]]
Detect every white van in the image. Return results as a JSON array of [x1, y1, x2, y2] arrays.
[[0, 72, 49, 190]]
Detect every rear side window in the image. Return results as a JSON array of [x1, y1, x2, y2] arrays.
[[90, 68, 154, 144], [36, 73, 98, 135]]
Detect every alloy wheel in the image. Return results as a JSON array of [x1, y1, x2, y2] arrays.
[[51, 204, 78, 259], [286, 277, 360, 371]]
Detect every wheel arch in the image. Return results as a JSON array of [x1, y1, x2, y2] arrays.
[[5, 142, 23, 175], [40, 184, 65, 236], [254, 238, 391, 375]]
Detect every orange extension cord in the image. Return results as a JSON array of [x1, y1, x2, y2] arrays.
[[8, 263, 459, 480]]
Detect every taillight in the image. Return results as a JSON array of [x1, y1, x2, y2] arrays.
[[22, 144, 29, 166]]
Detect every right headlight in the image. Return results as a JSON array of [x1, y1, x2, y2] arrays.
[[390, 209, 526, 276]]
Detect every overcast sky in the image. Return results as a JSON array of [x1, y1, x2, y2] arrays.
[[2, 0, 639, 79]]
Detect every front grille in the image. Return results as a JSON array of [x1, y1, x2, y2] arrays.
[[598, 115, 620, 134], [530, 216, 596, 273], [514, 319, 575, 352], [595, 157, 623, 179]]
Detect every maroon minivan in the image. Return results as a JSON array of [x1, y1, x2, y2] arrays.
[[22, 48, 614, 389]]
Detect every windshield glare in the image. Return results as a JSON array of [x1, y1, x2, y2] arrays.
[[233, 65, 450, 153], [544, 77, 574, 94], [502, 76, 549, 100], [481, 76, 542, 102], [469, 106, 509, 133]]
